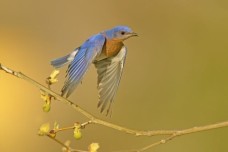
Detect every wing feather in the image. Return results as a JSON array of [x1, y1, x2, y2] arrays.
[[62, 34, 105, 97], [94, 46, 127, 115]]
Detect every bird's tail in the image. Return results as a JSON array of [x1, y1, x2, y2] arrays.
[[51, 49, 78, 68]]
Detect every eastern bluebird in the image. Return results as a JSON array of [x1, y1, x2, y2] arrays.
[[51, 26, 137, 115]]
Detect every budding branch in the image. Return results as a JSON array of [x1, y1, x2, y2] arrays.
[[1, 63, 228, 152]]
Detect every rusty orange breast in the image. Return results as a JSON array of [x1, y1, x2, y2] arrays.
[[102, 39, 124, 57]]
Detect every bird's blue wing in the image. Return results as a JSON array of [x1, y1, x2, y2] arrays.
[[62, 34, 105, 97], [94, 46, 127, 115]]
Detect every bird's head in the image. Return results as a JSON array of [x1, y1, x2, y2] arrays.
[[105, 26, 138, 41]]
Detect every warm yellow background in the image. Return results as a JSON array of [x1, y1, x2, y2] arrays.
[[0, 0, 228, 152]]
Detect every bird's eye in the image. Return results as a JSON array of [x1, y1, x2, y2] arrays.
[[121, 31, 125, 35]]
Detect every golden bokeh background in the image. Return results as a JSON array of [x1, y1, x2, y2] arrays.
[[0, 0, 228, 151]]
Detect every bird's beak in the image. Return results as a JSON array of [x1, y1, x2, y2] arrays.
[[123, 32, 138, 41], [130, 32, 138, 37]]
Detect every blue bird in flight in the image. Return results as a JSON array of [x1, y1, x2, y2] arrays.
[[51, 26, 137, 115]]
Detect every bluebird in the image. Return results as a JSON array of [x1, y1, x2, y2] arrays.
[[51, 26, 137, 115]]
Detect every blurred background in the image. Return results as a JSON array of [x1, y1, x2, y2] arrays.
[[0, 0, 228, 151]]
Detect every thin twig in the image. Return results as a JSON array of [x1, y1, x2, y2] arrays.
[[81, 120, 93, 129], [47, 134, 88, 152], [54, 126, 75, 133], [137, 135, 175, 152], [52, 121, 92, 134], [47, 134, 70, 150], [135, 121, 228, 151]]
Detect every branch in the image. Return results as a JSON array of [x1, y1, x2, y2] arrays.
[[0, 63, 175, 136], [135, 121, 228, 152], [47, 134, 88, 152], [1, 63, 228, 152], [44, 121, 228, 152]]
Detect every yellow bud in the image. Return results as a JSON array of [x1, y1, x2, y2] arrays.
[[40, 91, 52, 103], [46, 70, 60, 85], [43, 102, 51, 112], [73, 127, 82, 140], [54, 121, 59, 130], [38, 123, 50, 136], [88, 143, 100, 152]]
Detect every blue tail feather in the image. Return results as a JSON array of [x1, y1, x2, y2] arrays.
[[51, 49, 78, 68]]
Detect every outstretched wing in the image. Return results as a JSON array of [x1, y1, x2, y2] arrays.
[[94, 46, 127, 115], [62, 34, 105, 97]]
